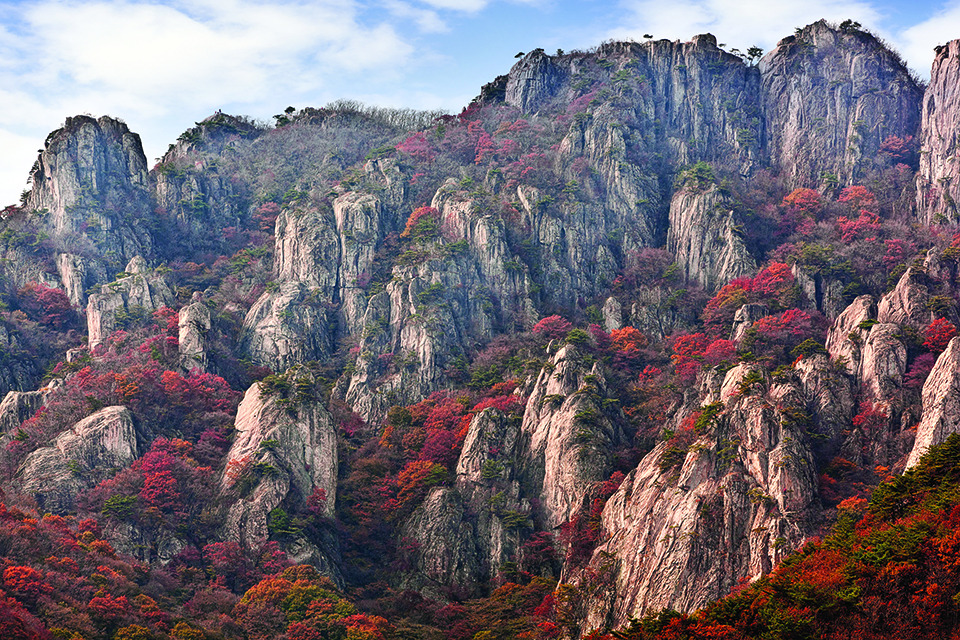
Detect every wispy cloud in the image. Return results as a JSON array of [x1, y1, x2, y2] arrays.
[[893, 3, 960, 78], [0, 0, 427, 202], [609, 0, 881, 55], [18, 0, 414, 107], [0, 0, 955, 207]]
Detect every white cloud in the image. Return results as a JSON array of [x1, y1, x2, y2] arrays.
[[417, 0, 490, 11], [413, 0, 542, 12], [19, 0, 413, 106], [381, 0, 448, 33], [0, 129, 42, 206], [610, 0, 881, 57], [0, 0, 424, 203], [893, 3, 960, 79]]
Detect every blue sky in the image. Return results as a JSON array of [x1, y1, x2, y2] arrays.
[[0, 0, 958, 205]]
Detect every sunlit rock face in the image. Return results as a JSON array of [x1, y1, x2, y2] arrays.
[[916, 39, 960, 224]]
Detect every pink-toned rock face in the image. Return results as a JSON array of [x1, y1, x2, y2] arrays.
[[220, 371, 338, 548], [580, 363, 820, 629], [916, 40, 960, 224], [826, 295, 875, 370], [17, 406, 140, 513], [178, 298, 211, 374], [667, 184, 755, 291], [907, 337, 960, 468], [877, 267, 935, 330], [860, 323, 908, 401], [520, 343, 625, 529], [85, 259, 176, 349]]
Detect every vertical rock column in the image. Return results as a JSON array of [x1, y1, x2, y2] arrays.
[[179, 294, 211, 373], [916, 39, 960, 224]]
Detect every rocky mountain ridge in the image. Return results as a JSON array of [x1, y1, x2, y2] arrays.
[[0, 19, 958, 639]]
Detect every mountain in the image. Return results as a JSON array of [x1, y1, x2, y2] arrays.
[[0, 18, 958, 640]]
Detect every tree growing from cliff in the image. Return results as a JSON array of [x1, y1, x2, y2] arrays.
[[924, 318, 957, 353]]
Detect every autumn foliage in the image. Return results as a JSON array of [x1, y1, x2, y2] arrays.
[[924, 318, 957, 353]]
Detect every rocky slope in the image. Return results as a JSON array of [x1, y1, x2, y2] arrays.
[[1, 18, 958, 640], [219, 367, 341, 578], [579, 364, 821, 626], [399, 407, 529, 597], [917, 39, 960, 223], [16, 406, 142, 513], [26, 115, 154, 304]]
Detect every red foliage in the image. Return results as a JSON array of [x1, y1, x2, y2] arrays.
[[307, 487, 328, 517], [17, 283, 75, 329], [703, 263, 794, 329], [750, 262, 793, 298], [203, 542, 254, 591], [609, 326, 648, 366], [396, 132, 435, 163], [672, 333, 711, 359], [879, 134, 914, 160], [752, 309, 813, 342], [882, 238, 911, 269], [88, 594, 130, 621], [924, 318, 957, 353], [287, 622, 325, 640], [395, 460, 446, 514], [532, 315, 573, 341], [0, 598, 52, 640], [905, 353, 938, 389], [139, 469, 181, 512], [474, 126, 496, 164], [400, 206, 439, 239], [152, 306, 180, 337], [560, 472, 626, 567], [781, 188, 822, 216], [671, 332, 712, 383], [837, 210, 881, 243], [419, 429, 460, 466], [852, 401, 887, 432], [702, 339, 737, 366], [702, 280, 750, 328], [837, 185, 878, 212], [253, 202, 281, 232], [3, 566, 51, 602]]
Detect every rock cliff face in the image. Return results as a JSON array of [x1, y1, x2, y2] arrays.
[[825, 295, 874, 366], [241, 160, 405, 375], [16, 406, 141, 513], [792, 264, 847, 319], [178, 295, 211, 373], [876, 267, 934, 330], [907, 337, 960, 468], [338, 186, 537, 423], [916, 39, 960, 223], [760, 20, 923, 188], [86, 257, 176, 349], [500, 34, 763, 257], [667, 184, 755, 289], [731, 303, 769, 342], [341, 255, 498, 423], [582, 364, 819, 628], [153, 114, 261, 249], [0, 389, 48, 437], [219, 368, 340, 577], [520, 344, 625, 529], [399, 408, 529, 597], [26, 116, 154, 295]]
